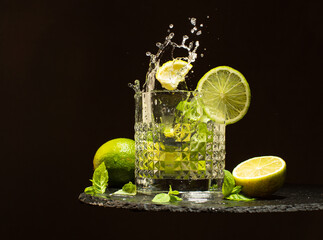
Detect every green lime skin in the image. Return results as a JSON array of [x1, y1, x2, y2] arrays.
[[93, 138, 135, 187]]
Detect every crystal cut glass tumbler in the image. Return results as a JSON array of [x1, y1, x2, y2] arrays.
[[134, 90, 225, 194]]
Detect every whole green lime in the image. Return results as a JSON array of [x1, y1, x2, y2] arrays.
[[93, 138, 135, 187]]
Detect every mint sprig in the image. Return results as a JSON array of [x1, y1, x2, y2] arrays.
[[175, 98, 204, 122], [226, 193, 255, 201], [152, 186, 182, 203], [84, 162, 109, 197], [222, 170, 235, 197], [152, 193, 171, 203], [112, 182, 137, 196], [122, 181, 136, 193], [222, 170, 255, 202]]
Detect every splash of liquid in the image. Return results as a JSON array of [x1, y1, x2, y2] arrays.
[[144, 17, 202, 92], [129, 18, 203, 93], [128, 80, 141, 93]]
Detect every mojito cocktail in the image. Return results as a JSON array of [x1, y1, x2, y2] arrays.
[[135, 90, 225, 193], [132, 19, 250, 195]]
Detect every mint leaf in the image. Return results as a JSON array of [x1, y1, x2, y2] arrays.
[[94, 193, 109, 199], [92, 162, 109, 194], [176, 100, 188, 112], [175, 98, 203, 122], [152, 193, 170, 203], [225, 193, 255, 202], [112, 189, 136, 196], [84, 162, 109, 196], [152, 186, 182, 203], [122, 181, 136, 194], [222, 170, 235, 197], [221, 170, 256, 201], [210, 184, 219, 191], [84, 186, 95, 195], [231, 186, 242, 194], [168, 185, 179, 195], [169, 195, 182, 202], [112, 182, 137, 196], [169, 190, 180, 195], [188, 99, 204, 121]]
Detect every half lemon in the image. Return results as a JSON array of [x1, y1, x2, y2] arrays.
[[156, 59, 192, 90], [232, 156, 286, 197]]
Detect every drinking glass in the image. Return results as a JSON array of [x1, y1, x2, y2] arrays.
[[134, 90, 225, 195]]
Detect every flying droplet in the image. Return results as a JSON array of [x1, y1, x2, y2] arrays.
[[182, 35, 189, 45], [191, 27, 197, 33], [166, 32, 175, 40], [190, 17, 196, 26]]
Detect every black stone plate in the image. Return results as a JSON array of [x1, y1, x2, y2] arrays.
[[78, 184, 323, 213]]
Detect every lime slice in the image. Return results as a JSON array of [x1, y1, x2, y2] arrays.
[[197, 66, 250, 124], [156, 60, 192, 90], [232, 156, 286, 197]]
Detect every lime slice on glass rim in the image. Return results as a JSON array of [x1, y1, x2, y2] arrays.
[[197, 66, 251, 124], [156, 59, 192, 90]]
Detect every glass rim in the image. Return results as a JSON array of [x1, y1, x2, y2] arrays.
[[134, 90, 199, 96]]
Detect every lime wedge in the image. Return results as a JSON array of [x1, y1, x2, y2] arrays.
[[156, 60, 192, 90], [232, 156, 286, 197], [197, 66, 250, 124]]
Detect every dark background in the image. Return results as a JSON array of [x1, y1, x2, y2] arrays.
[[1, 0, 323, 239]]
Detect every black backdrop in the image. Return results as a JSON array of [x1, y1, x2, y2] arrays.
[[2, 0, 323, 239]]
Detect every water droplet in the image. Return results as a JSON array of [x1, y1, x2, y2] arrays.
[[200, 53, 204, 57], [200, 24, 203, 27], [190, 17, 196, 26], [129, 80, 141, 93], [188, 41, 193, 49], [156, 42, 162, 48], [191, 26, 197, 33], [167, 32, 175, 40], [206, 16, 210, 19], [182, 35, 189, 45], [169, 24, 174, 29], [146, 51, 151, 56], [196, 30, 202, 36]]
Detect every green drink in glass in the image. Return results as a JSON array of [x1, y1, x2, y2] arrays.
[[131, 20, 250, 198], [134, 90, 225, 194]]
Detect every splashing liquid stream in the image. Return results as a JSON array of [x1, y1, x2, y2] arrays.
[[130, 17, 203, 124]]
